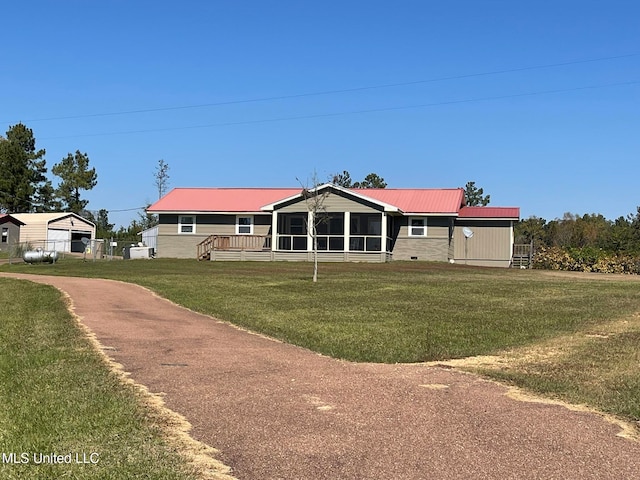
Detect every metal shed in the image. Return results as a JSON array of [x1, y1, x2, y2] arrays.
[[12, 212, 96, 253]]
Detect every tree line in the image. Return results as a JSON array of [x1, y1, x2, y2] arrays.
[[515, 210, 640, 256], [5, 124, 633, 258], [0, 123, 97, 215], [0, 123, 172, 242]]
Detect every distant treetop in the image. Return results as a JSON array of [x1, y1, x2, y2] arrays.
[[330, 170, 387, 189], [464, 181, 490, 206]]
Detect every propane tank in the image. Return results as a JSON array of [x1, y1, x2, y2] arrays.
[[23, 249, 58, 264]]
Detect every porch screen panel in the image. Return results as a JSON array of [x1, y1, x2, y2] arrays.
[[350, 213, 382, 252], [277, 213, 308, 251], [316, 213, 344, 251]]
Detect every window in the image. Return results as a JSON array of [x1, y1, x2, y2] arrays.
[[178, 216, 195, 234], [409, 217, 427, 236], [1, 227, 7, 243], [236, 216, 253, 235]]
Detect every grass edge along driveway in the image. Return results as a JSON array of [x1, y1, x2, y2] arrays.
[[2, 259, 640, 434], [0, 277, 235, 480]]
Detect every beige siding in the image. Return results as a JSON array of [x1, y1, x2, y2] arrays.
[[345, 252, 388, 262], [272, 251, 310, 262], [397, 223, 449, 238], [317, 252, 349, 262], [157, 214, 272, 256], [211, 251, 273, 261], [49, 216, 94, 233], [157, 234, 209, 258], [13, 213, 95, 247], [270, 251, 387, 263], [253, 223, 271, 236], [453, 220, 512, 266], [390, 216, 452, 262], [277, 191, 379, 213], [396, 216, 450, 238], [392, 237, 450, 261], [158, 214, 271, 237], [15, 222, 46, 245], [159, 223, 236, 236]]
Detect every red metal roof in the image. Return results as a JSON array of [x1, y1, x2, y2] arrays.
[[458, 206, 520, 219], [148, 188, 301, 213], [354, 188, 465, 214], [148, 186, 517, 217]]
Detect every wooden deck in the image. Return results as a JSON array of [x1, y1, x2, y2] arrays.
[[197, 235, 272, 260]]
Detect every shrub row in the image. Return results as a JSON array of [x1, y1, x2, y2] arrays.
[[531, 246, 640, 274]]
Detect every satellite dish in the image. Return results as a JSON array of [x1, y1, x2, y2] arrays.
[[81, 237, 90, 245], [462, 227, 474, 238]]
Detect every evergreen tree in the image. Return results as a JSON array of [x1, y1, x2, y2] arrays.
[[0, 123, 50, 212], [331, 170, 353, 187], [464, 181, 490, 206], [353, 173, 387, 188], [330, 170, 387, 188], [52, 150, 98, 213]]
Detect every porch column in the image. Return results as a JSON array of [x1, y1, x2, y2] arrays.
[[307, 210, 314, 252], [381, 212, 388, 252], [344, 211, 350, 252], [271, 211, 278, 251]]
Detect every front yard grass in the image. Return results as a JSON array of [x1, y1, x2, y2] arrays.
[[2, 259, 640, 428], [0, 278, 228, 480]]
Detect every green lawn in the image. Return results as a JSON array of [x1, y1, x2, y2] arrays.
[[2, 258, 639, 427], [0, 277, 229, 480]]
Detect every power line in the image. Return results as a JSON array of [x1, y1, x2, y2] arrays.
[[108, 206, 147, 212], [39, 79, 640, 140], [0, 188, 145, 214], [11, 52, 640, 123]]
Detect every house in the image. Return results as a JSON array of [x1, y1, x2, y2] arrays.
[[12, 212, 96, 253], [146, 184, 520, 267], [0, 214, 25, 252]]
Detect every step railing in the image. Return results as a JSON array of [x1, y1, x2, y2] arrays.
[[197, 235, 272, 260]]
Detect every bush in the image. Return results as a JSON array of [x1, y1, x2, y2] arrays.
[[532, 246, 640, 274]]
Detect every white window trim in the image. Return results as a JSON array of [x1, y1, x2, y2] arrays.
[[409, 217, 427, 237], [178, 215, 196, 234], [236, 215, 254, 235]]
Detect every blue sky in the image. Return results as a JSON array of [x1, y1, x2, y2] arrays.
[[2, 1, 639, 227]]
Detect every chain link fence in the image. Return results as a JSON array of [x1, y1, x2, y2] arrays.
[[103, 240, 155, 260], [2, 239, 106, 264], [1, 238, 156, 264]]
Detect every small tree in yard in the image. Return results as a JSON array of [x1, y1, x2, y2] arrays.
[[298, 173, 329, 283]]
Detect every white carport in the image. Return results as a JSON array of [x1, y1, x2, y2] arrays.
[[12, 213, 96, 252]]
